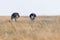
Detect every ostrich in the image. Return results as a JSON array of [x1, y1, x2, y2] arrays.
[[29, 13, 36, 20], [11, 12, 20, 21]]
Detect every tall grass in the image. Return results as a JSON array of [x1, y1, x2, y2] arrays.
[[0, 16, 60, 40]]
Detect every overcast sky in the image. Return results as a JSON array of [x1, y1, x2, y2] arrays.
[[0, 0, 60, 16]]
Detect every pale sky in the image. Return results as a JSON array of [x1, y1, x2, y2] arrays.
[[0, 0, 60, 16]]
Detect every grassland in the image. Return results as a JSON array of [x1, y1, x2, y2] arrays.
[[0, 16, 60, 40]]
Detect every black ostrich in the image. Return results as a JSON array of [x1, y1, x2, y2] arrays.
[[11, 12, 20, 21], [29, 13, 36, 20]]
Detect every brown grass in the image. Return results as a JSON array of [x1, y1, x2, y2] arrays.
[[0, 16, 60, 40]]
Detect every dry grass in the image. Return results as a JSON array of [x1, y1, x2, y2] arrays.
[[0, 16, 60, 40]]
